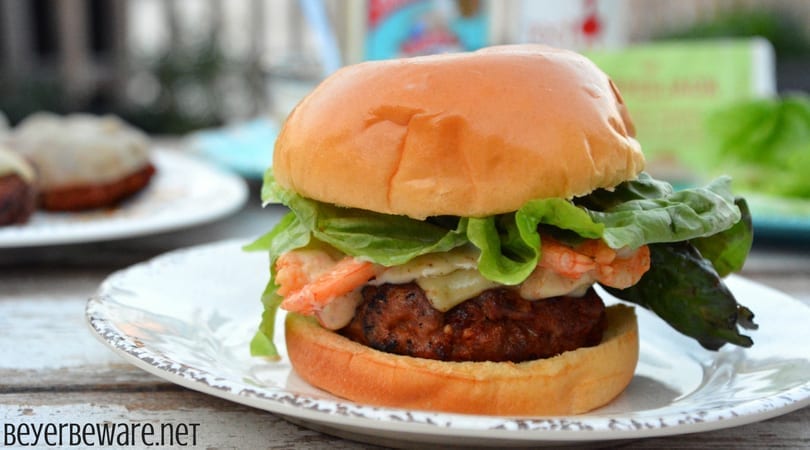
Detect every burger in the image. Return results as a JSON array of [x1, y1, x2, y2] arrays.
[[9, 113, 156, 211], [248, 45, 755, 415], [0, 146, 37, 225]]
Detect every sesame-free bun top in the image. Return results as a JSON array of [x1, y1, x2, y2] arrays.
[[273, 45, 644, 219]]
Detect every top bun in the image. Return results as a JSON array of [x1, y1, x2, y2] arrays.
[[273, 45, 644, 219]]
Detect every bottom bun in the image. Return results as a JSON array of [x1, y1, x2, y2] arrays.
[[285, 304, 639, 416]]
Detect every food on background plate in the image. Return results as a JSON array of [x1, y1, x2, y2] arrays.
[[0, 146, 37, 225], [8, 113, 155, 211], [247, 45, 755, 415]]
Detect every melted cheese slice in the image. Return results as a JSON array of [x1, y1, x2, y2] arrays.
[[11, 113, 149, 189], [374, 246, 479, 284], [373, 246, 593, 312], [416, 269, 498, 311]]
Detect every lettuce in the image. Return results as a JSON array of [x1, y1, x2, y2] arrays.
[[584, 173, 743, 249], [704, 94, 810, 198], [468, 199, 605, 285], [244, 213, 309, 359], [248, 171, 753, 358]]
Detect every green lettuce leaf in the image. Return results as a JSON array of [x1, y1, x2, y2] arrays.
[[249, 277, 284, 359], [576, 171, 676, 209], [258, 173, 471, 266], [287, 195, 469, 266], [586, 174, 742, 249], [261, 166, 286, 206], [605, 242, 757, 350], [244, 212, 311, 359], [467, 174, 746, 286], [692, 197, 753, 277], [244, 211, 311, 254], [248, 170, 752, 357], [468, 199, 604, 285]]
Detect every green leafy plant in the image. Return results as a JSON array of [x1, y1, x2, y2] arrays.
[[247, 170, 755, 359], [705, 94, 810, 198]]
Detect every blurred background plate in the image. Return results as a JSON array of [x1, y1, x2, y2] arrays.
[[0, 149, 248, 247]]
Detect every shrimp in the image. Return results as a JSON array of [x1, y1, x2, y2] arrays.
[[277, 250, 381, 316], [275, 250, 337, 296], [595, 244, 650, 289], [576, 239, 617, 265], [538, 238, 597, 279], [538, 236, 650, 289]]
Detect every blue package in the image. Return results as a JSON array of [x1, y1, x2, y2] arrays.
[[365, 0, 489, 60]]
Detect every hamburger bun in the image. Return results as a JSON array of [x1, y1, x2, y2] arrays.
[[273, 45, 644, 219], [275, 45, 645, 416], [286, 304, 638, 415]]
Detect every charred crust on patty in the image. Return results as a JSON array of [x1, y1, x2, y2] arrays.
[[341, 283, 606, 363]]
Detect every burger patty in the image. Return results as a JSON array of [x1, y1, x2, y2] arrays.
[[40, 163, 156, 211], [0, 174, 36, 225], [340, 283, 606, 363]]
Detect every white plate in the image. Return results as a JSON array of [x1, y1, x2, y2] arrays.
[[85, 240, 810, 448], [0, 150, 247, 247]]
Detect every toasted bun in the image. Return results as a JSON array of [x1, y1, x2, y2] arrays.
[[273, 45, 644, 219], [285, 304, 638, 416]]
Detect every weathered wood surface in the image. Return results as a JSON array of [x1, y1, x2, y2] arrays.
[[2, 187, 808, 449]]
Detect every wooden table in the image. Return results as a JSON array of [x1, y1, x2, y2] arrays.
[[2, 180, 809, 449]]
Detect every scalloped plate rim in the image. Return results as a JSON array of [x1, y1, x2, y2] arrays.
[[85, 240, 810, 445], [0, 149, 248, 247]]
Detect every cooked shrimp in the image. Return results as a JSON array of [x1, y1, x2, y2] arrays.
[[576, 239, 617, 265], [538, 238, 597, 279], [538, 236, 650, 290], [275, 249, 337, 296], [278, 252, 381, 315], [595, 244, 650, 289]]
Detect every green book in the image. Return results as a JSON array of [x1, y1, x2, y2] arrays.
[[585, 38, 775, 180]]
